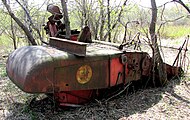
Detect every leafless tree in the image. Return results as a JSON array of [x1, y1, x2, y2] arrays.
[[102, 0, 128, 42], [2, 0, 37, 45], [61, 0, 71, 39], [0, 9, 18, 49], [82, 0, 87, 26], [15, 0, 48, 44], [71, 0, 129, 41], [98, 0, 105, 41], [10, 18, 17, 49], [107, 0, 111, 42], [149, 0, 167, 86]]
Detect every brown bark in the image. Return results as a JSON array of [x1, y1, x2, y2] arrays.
[[15, 0, 46, 44], [61, 0, 71, 39], [149, 0, 167, 86], [2, 0, 37, 45], [102, 0, 128, 41], [89, 17, 98, 40], [99, 0, 105, 41], [107, 0, 111, 42], [10, 18, 17, 50], [82, 0, 87, 26]]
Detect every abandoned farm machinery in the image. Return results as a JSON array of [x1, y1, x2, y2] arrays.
[[6, 5, 184, 107]]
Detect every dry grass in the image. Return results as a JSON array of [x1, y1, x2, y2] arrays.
[[0, 76, 189, 120], [0, 39, 190, 120]]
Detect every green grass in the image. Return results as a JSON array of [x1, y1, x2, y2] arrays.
[[0, 35, 9, 77], [0, 34, 29, 53], [160, 25, 190, 39], [0, 35, 12, 46]]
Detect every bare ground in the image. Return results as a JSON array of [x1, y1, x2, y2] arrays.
[[0, 39, 190, 120]]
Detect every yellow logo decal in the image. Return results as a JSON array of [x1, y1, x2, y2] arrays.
[[76, 65, 92, 84]]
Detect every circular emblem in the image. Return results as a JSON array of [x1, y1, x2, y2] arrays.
[[76, 65, 92, 84]]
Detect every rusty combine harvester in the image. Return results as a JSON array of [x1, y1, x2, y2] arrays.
[[6, 5, 182, 107]]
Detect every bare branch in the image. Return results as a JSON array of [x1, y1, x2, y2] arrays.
[[2, 0, 37, 45], [150, 0, 168, 86], [173, 0, 190, 13], [157, 15, 188, 32], [103, 0, 128, 41], [17, 0, 49, 44]]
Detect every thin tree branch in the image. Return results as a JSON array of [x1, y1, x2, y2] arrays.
[[2, 0, 37, 45], [173, 0, 190, 13], [103, 0, 128, 41], [15, 0, 46, 44]]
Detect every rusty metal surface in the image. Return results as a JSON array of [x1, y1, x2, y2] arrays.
[[54, 60, 109, 91], [6, 41, 158, 94], [49, 37, 123, 57], [49, 37, 88, 56], [6, 44, 121, 93], [6, 46, 54, 93], [166, 64, 182, 79], [6, 42, 182, 95], [125, 52, 150, 82]]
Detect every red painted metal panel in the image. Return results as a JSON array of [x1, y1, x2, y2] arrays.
[[54, 90, 94, 106], [70, 34, 78, 41], [110, 57, 124, 86]]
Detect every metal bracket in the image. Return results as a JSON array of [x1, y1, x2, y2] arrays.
[[49, 37, 88, 56]]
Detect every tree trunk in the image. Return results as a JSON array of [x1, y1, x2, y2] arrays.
[[82, 0, 88, 26], [89, 17, 98, 39], [16, 0, 45, 44], [107, 0, 111, 42], [61, 0, 71, 39], [2, 0, 37, 45], [99, 0, 105, 41], [149, 0, 167, 86], [102, 0, 128, 42], [10, 18, 17, 50]]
